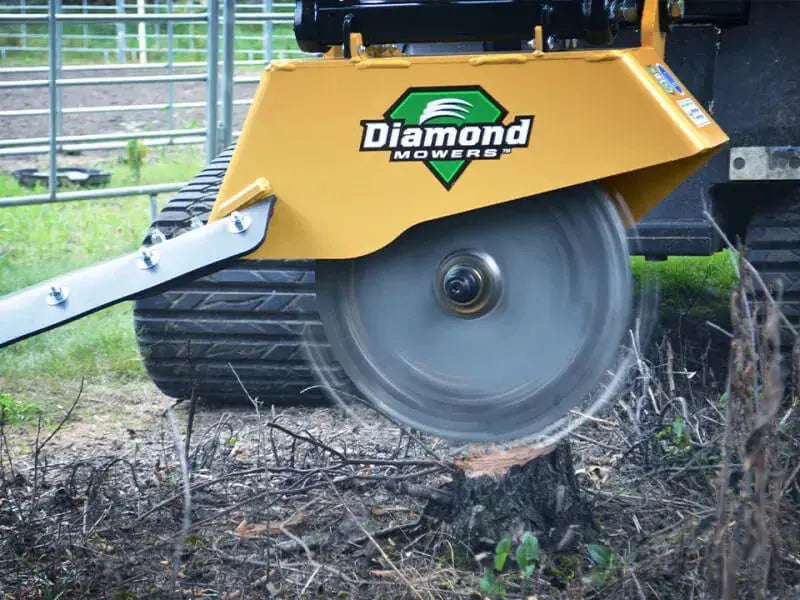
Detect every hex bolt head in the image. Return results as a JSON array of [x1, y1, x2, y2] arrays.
[[227, 211, 251, 234], [46, 284, 69, 306], [667, 0, 684, 19], [148, 228, 167, 245], [136, 247, 159, 270]]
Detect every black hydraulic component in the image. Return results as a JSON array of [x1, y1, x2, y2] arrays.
[[294, 0, 620, 53], [12, 167, 111, 189], [681, 0, 749, 25], [295, 0, 750, 55]]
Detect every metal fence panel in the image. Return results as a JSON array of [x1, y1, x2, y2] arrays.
[[0, 0, 311, 208]]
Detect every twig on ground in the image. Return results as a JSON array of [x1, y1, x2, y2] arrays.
[[37, 378, 83, 452], [269, 422, 346, 460], [184, 389, 197, 472], [706, 320, 734, 339], [300, 384, 455, 471], [164, 401, 193, 591]]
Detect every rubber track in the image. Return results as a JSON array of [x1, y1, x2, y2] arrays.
[[745, 196, 800, 324], [133, 148, 341, 402]]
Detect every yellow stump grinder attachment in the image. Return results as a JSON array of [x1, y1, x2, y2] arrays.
[[0, 0, 728, 442]]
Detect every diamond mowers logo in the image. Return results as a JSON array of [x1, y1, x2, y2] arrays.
[[359, 86, 534, 189]]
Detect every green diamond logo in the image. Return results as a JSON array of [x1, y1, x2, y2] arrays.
[[360, 86, 534, 189]]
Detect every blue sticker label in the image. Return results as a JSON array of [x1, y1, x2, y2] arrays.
[[656, 64, 684, 95]]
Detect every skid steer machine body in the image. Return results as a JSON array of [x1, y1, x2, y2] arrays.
[[209, 0, 727, 260]]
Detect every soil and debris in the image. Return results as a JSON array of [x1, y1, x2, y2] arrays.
[[1, 267, 799, 600]]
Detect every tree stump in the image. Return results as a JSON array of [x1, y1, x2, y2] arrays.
[[426, 442, 593, 556]]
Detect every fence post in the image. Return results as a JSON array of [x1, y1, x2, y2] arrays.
[[48, 0, 58, 202], [82, 0, 88, 49], [167, 0, 175, 141], [220, 0, 234, 148], [20, 0, 26, 49], [205, 0, 219, 162], [137, 0, 147, 65], [116, 0, 126, 63], [149, 194, 159, 222], [263, 0, 273, 63], [55, 0, 64, 143], [188, 0, 196, 51]]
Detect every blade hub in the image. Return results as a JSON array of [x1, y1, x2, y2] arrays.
[[435, 250, 502, 317]]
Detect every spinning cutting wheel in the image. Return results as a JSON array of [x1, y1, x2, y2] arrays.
[[316, 185, 633, 441]]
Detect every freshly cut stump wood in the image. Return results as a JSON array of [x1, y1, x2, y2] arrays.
[[427, 443, 593, 555]]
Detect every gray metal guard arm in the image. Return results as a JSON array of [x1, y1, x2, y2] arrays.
[[0, 198, 274, 349]]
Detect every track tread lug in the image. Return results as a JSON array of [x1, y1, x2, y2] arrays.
[[745, 199, 800, 340], [133, 145, 337, 403]]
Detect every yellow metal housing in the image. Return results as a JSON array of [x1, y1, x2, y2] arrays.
[[212, 26, 727, 260]]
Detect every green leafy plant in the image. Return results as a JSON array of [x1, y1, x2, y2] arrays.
[[656, 416, 691, 454], [480, 568, 507, 599], [494, 536, 511, 571], [587, 543, 619, 582], [479, 533, 541, 598], [0, 393, 40, 425], [516, 531, 540, 579], [587, 543, 612, 568], [125, 139, 148, 184]]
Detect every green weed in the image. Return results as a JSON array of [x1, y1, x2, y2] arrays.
[[633, 252, 738, 324], [587, 542, 621, 582], [0, 392, 41, 425], [125, 139, 148, 184], [480, 533, 541, 599]]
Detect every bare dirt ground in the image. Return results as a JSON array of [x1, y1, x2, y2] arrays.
[[0, 66, 258, 171]]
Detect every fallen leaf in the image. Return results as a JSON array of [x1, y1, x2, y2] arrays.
[[371, 505, 411, 516], [236, 520, 268, 538], [370, 569, 398, 578], [182, 588, 213, 597]]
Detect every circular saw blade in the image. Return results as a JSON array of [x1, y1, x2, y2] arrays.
[[315, 184, 632, 442]]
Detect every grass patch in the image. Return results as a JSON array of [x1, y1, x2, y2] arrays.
[[0, 392, 41, 426], [633, 251, 738, 296], [633, 252, 738, 324], [0, 147, 204, 392]]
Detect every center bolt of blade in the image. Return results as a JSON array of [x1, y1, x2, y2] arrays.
[[435, 250, 502, 318], [443, 265, 482, 305]]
